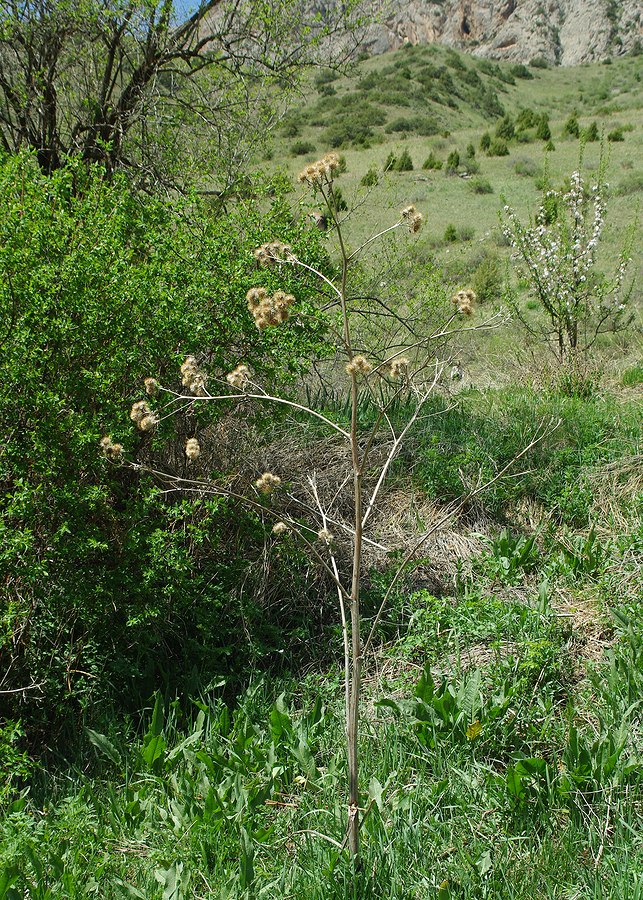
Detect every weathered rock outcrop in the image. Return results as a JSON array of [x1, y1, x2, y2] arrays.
[[363, 0, 642, 65]]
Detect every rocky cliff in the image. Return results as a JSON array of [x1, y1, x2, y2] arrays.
[[363, 0, 642, 65]]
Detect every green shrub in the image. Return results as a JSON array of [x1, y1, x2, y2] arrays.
[[384, 151, 397, 172], [529, 56, 550, 69], [444, 223, 458, 243], [360, 167, 379, 186], [471, 252, 503, 303], [515, 108, 537, 131], [495, 115, 515, 141], [535, 113, 551, 141], [487, 138, 509, 156], [510, 63, 534, 79], [422, 151, 443, 171], [291, 140, 316, 156], [480, 132, 491, 152], [470, 177, 494, 194], [608, 126, 625, 142], [563, 113, 580, 137], [0, 153, 331, 741], [581, 121, 600, 142], [394, 148, 414, 171], [445, 149, 460, 173]]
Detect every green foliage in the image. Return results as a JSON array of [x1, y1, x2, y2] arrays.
[[422, 151, 443, 170], [360, 167, 379, 187], [495, 115, 515, 141], [470, 177, 494, 194], [470, 251, 503, 302], [487, 137, 509, 157], [443, 223, 458, 243], [445, 150, 460, 173], [608, 126, 625, 141], [0, 152, 331, 740], [563, 113, 580, 137], [535, 112, 551, 141], [581, 121, 600, 142], [393, 148, 414, 171], [414, 387, 640, 524], [479, 131, 491, 152], [291, 139, 316, 156], [510, 63, 534, 80]]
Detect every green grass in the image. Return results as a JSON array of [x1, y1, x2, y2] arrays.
[[268, 44, 642, 310], [2, 382, 641, 898]]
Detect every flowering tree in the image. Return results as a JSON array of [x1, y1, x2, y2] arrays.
[[105, 153, 547, 865], [502, 169, 634, 367]]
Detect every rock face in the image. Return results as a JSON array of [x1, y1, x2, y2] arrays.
[[363, 0, 642, 65]]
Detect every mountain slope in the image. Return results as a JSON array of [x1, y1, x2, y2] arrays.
[[363, 0, 642, 65]]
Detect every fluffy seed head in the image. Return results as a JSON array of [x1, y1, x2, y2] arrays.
[[100, 436, 123, 460], [144, 377, 159, 397], [226, 364, 250, 389], [255, 472, 281, 494], [138, 413, 158, 432], [452, 289, 476, 316], [298, 152, 341, 187], [253, 241, 294, 268], [272, 521, 289, 535], [389, 357, 410, 378], [346, 355, 372, 376], [247, 288, 296, 330], [317, 528, 334, 545], [185, 437, 201, 461], [130, 400, 151, 423], [401, 205, 423, 233]]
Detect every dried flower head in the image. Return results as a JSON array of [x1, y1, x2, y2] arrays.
[[246, 288, 296, 330], [138, 413, 158, 432], [451, 289, 476, 316], [180, 356, 208, 395], [130, 400, 151, 423], [317, 528, 334, 546], [298, 152, 341, 187], [226, 363, 250, 389], [272, 521, 289, 535], [253, 241, 294, 267], [389, 357, 410, 378], [144, 377, 159, 397], [100, 436, 123, 460], [345, 355, 372, 376], [401, 205, 423, 233], [185, 437, 201, 461], [255, 472, 281, 494]]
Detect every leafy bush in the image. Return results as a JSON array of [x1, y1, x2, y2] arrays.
[[361, 167, 379, 186], [471, 252, 503, 302], [422, 151, 443, 171], [291, 140, 316, 155], [495, 115, 515, 141], [608, 126, 625, 142], [479, 132, 491, 152], [563, 113, 580, 137], [487, 138, 509, 156], [535, 113, 551, 141], [0, 153, 331, 741], [394, 148, 414, 171], [581, 121, 599, 142], [510, 63, 534, 79], [443, 223, 458, 243], [470, 177, 494, 194], [445, 149, 460, 173]]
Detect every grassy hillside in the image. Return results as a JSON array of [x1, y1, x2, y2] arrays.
[[269, 44, 642, 319]]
